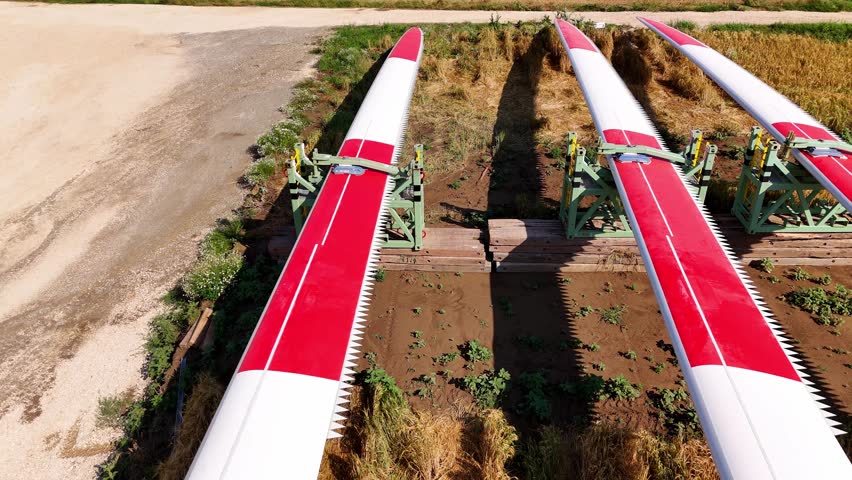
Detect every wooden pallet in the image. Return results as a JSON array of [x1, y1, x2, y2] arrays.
[[489, 218, 852, 273], [268, 227, 489, 272]]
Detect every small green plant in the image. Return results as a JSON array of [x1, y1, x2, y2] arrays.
[[413, 372, 437, 398], [653, 363, 666, 374], [767, 275, 781, 284], [785, 285, 850, 327], [576, 306, 595, 317], [413, 307, 422, 314], [244, 158, 277, 187], [585, 343, 601, 352], [364, 351, 378, 367], [461, 369, 511, 408], [498, 296, 514, 317], [600, 305, 627, 325], [96, 390, 136, 429], [754, 257, 775, 273], [516, 335, 545, 352], [409, 340, 426, 350], [559, 374, 605, 402], [603, 281, 614, 293], [626, 283, 638, 291], [434, 351, 460, 366], [449, 179, 462, 189], [790, 267, 811, 281], [516, 371, 551, 421], [560, 277, 572, 285], [621, 350, 638, 360], [592, 362, 606, 371], [461, 339, 493, 363], [815, 274, 832, 286], [411, 330, 423, 339], [648, 387, 701, 437], [373, 268, 386, 282], [437, 308, 446, 315], [602, 375, 641, 400]]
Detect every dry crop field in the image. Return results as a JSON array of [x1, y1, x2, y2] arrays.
[[102, 20, 852, 479], [41, 0, 852, 12]]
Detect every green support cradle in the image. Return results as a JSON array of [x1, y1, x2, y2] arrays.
[[559, 130, 716, 238], [732, 126, 851, 234], [286, 142, 426, 250]]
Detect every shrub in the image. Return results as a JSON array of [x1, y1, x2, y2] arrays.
[[244, 158, 277, 187], [201, 219, 243, 256], [181, 251, 244, 302], [461, 369, 511, 408], [256, 121, 300, 157], [461, 339, 493, 363], [97, 390, 136, 429]]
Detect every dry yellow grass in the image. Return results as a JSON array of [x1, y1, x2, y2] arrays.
[[695, 30, 852, 133], [157, 372, 224, 480], [319, 384, 720, 480], [196, 0, 822, 11]]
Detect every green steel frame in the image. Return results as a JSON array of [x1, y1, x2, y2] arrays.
[[732, 126, 851, 234], [559, 130, 716, 238], [287, 143, 426, 250]]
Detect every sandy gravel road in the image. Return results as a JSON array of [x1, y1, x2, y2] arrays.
[[0, 7, 326, 478], [3, 1, 852, 29], [0, 2, 848, 478]]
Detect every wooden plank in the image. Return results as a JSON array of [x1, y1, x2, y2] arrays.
[[489, 245, 642, 255], [735, 248, 852, 258], [491, 252, 642, 264], [740, 257, 852, 266], [495, 262, 646, 273], [379, 254, 487, 266], [381, 263, 491, 272]]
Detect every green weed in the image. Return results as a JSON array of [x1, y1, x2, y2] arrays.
[[600, 305, 627, 325], [461, 339, 493, 363], [461, 369, 511, 408]]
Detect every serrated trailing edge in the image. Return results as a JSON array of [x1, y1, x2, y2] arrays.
[[638, 17, 852, 212], [186, 28, 424, 480], [555, 19, 852, 480]]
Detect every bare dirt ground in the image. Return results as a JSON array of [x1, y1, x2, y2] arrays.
[[0, 9, 326, 478], [364, 266, 852, 437]]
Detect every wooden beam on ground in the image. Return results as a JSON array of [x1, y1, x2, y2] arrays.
[[268, 227, 488, 273], [488, 217, 852, 272]]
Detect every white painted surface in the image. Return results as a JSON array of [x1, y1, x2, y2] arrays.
[[186, 371, 340, 480]]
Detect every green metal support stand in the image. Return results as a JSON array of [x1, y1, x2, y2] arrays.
[[732, 126, 851, 234], [559, 130, 717, 238], [286, 143, 426, 250]]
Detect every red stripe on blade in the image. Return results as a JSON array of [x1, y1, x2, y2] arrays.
[[389, 28, 423, 61], [239, 140, 395, 380], [640, 17, 706, 48], [607, 130, 799, 381], [555, 19, 598, 52]]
